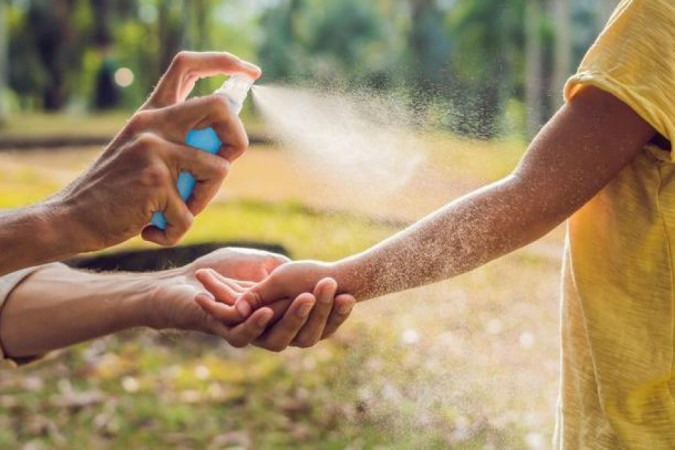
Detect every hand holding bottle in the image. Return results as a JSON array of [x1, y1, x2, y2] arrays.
[[54, 52, 261, 251]]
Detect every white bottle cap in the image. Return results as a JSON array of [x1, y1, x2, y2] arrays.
[[216, 74, 256, 115]]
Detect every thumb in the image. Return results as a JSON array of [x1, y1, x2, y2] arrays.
[[235, 276, 288, 318]]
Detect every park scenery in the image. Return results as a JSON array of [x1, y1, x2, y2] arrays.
[[0, 1, 617, 449]]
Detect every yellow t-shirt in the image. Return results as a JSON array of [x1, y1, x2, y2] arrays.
[[560, 0, 675, 448]]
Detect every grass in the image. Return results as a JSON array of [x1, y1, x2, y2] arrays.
[[0, 120, 562, 449], [0, 110, 267, 140], [0, 112, 130, 139]]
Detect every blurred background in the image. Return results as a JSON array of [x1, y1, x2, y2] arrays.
[[0, 0, 617, 137], [0, 1, 617, 449]]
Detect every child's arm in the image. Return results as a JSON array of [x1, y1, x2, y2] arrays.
[[224, 86, 656, 316]]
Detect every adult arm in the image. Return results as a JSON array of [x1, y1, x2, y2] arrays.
[[233, 86, 657, 313], [0, 248, 354, 361], [0, 52, 260, 277]]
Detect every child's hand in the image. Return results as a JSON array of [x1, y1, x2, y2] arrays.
[[234, 260, 340, 317], [195, 267, 355, 351]]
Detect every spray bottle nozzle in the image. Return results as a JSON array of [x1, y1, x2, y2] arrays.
[[216, 74, 256, 115]]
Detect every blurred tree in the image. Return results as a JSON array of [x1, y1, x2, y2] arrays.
[[7, 0, 94, 111], [258, 0, 400, 88], [30, 0, 85, 110], [157, 1, 186, 80], [551, 0, 572, 109], [0, 0, 7, 124], [1, 0, 606, 138], [447, 0, 525, 138], [525, 0, 544, 138], [405, 0, 451, 103]]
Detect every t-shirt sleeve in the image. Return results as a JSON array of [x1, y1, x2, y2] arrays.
[[565, 0, 675, 149], [0, 264, 62, 367]]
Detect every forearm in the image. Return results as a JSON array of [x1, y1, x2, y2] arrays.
[[0, 263, 162, 359], [0, 200, 84, 276], [332, 87, 656, 301], [334, 175, 562, 300]]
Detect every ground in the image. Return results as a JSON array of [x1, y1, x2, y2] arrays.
[[0, 114, 563, 449]]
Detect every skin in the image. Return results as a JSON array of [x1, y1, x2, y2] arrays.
[[200, 86, 657, 319], [0, 51, 353, 360], [0, 248, 356, 360], [0, 51, 261, 277]]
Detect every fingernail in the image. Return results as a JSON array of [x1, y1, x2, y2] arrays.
[[298, 303, 313, 318], [242, 61, 262, 75], [320, 292, 332, 304], [236, 300, 252, 318], [338, 303, 354, 315]]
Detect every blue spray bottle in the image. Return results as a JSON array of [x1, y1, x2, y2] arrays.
[[150, 74, 256, 230]]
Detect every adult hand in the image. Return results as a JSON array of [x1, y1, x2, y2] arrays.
[[148, 248, 355, 351], [52, 51, 261, 251], [195, 269, 355, 351]]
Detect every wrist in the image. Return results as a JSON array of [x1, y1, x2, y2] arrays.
[[44, 194, 97, 254], [39, 195, 90, 255], [136, 266, 191, 330], [0, 201, 86, 275], [330, 257, 369, 301]]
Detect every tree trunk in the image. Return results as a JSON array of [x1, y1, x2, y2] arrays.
[[525, 0, 544, 138], [157, 1, 186, 78], [0, 1, 7, 124], [551, 0, 571, 109], [193, 0, 208, 50]]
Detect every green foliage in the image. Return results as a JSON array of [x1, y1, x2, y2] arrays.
[[2, 0, 608, 138], [444, 0, 526, 138], [258, 0, 403, 89]]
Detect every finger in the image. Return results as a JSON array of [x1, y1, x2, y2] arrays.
[[263, 298, 294, 325], [216, 308, 274, 348], [195, 269, 241, 306], [321, 294, 356, 339], [292, 278, 337, 348], [211, 270, 254, 292], [142, 185, 193, 246], [165, 138, 230, 216], [195, 293, 246, 326], [253, 294, 316, 352], [236, 278, 287, 318], [146, 51, 262, 109], [155, 94, 250, 164], [224, 307, 273, 347], [135, 135, 230, 218]]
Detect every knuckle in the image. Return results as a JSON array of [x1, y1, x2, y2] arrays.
[[140, 163, 170, 188], [128, 110, 152, 131], [133, 132, 161, 153], [172, 51, 193, 69], [207, 94, 231, 117], [229, 135, 249, 158], [213, 157, 229, 178]]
